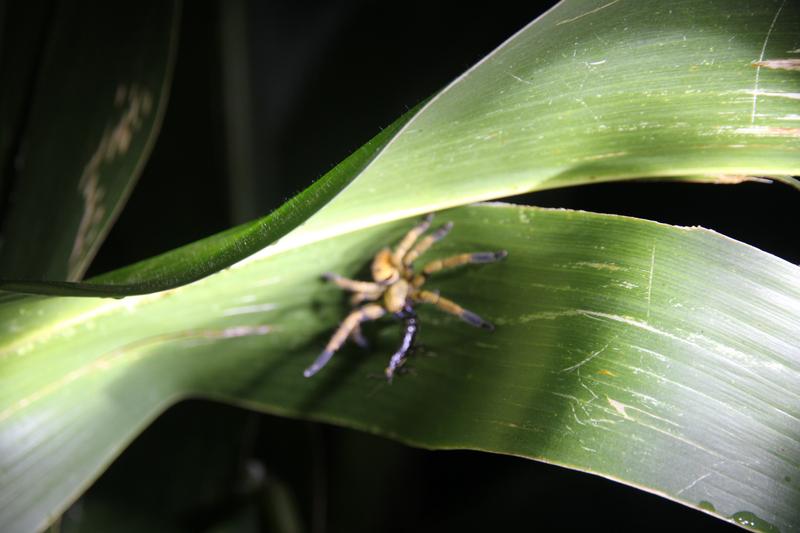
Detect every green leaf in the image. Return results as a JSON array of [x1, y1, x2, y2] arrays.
[[2, 0, 798, 296], [1, 205, 798, 533], [291, 0, 800, 241], [0, 102, 422, 296], [1, 1, 799, 532], [0, 0, 180, 281]]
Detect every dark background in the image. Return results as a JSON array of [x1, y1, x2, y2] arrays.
[[54, 0, 796, 531]]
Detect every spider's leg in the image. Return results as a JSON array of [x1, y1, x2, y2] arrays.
[[385, 304, 419, 382], [412, 289, 494, 330], [304, 304, 385, 377], [402, 221, 454, 266], [420, 250, 507, 276], [350, 290, 382, 306], [322, 272, 383, 294], [350, 324, 369, 348], [391, 214, 433, 265]]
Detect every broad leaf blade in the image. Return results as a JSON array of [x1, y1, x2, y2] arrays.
[[0, 1, 798, 531], [0, 0, 180, 281], [2, 0, 797, 296], [1, 205, 798, 532], [288, 0, 800, 243]]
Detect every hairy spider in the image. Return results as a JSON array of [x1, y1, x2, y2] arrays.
[[304, 214, 507, 381]]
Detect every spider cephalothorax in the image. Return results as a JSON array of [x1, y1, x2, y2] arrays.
[[304, 214, 507, 381]]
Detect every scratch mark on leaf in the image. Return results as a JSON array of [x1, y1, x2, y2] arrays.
[[618, 400, 681, 427], [734, 126, 800, 137], [563, 341, 612, 372], [631, 344, 668, 363], [646, 243, 656, 320], [581, 151, 628, 161], [750, 0, 787, 124], [752, 58, 800, 71], [607, 397, 634, 420], [573, 261, 624, 271], [747, 90, 800, 100], [222, 303, 278, 316], [676, 472, 712, 496], [556, 0, 620, 26], [219, 325, 272, 338], [508, 72, 533, 85], [568, 402, 587, 426], [575, 97, 600, 122], [636, 418, 726, 459], [562, 401, 617, 428], [501, 308, 783, 375], [579, 380, 600, 403], [555, 390, 620, 429]]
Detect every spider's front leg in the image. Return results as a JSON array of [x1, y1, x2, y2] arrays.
[[304, 304, 385, 377], [391, 214, 433, 265], [385, 304, 419, 382], [322, 272, 383, 294], [402, 221, 453, 266]]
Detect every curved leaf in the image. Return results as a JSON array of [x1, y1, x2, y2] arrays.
[[0, 103, 423, 297], [0, 1, 798, 532], [1, 205, 798, 532], [0, 1, 180, 281], [286, 0, 800, 246], [1, 0, 797, 296]]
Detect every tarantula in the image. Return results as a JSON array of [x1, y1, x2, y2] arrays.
[[304, 214, 507, 381]]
